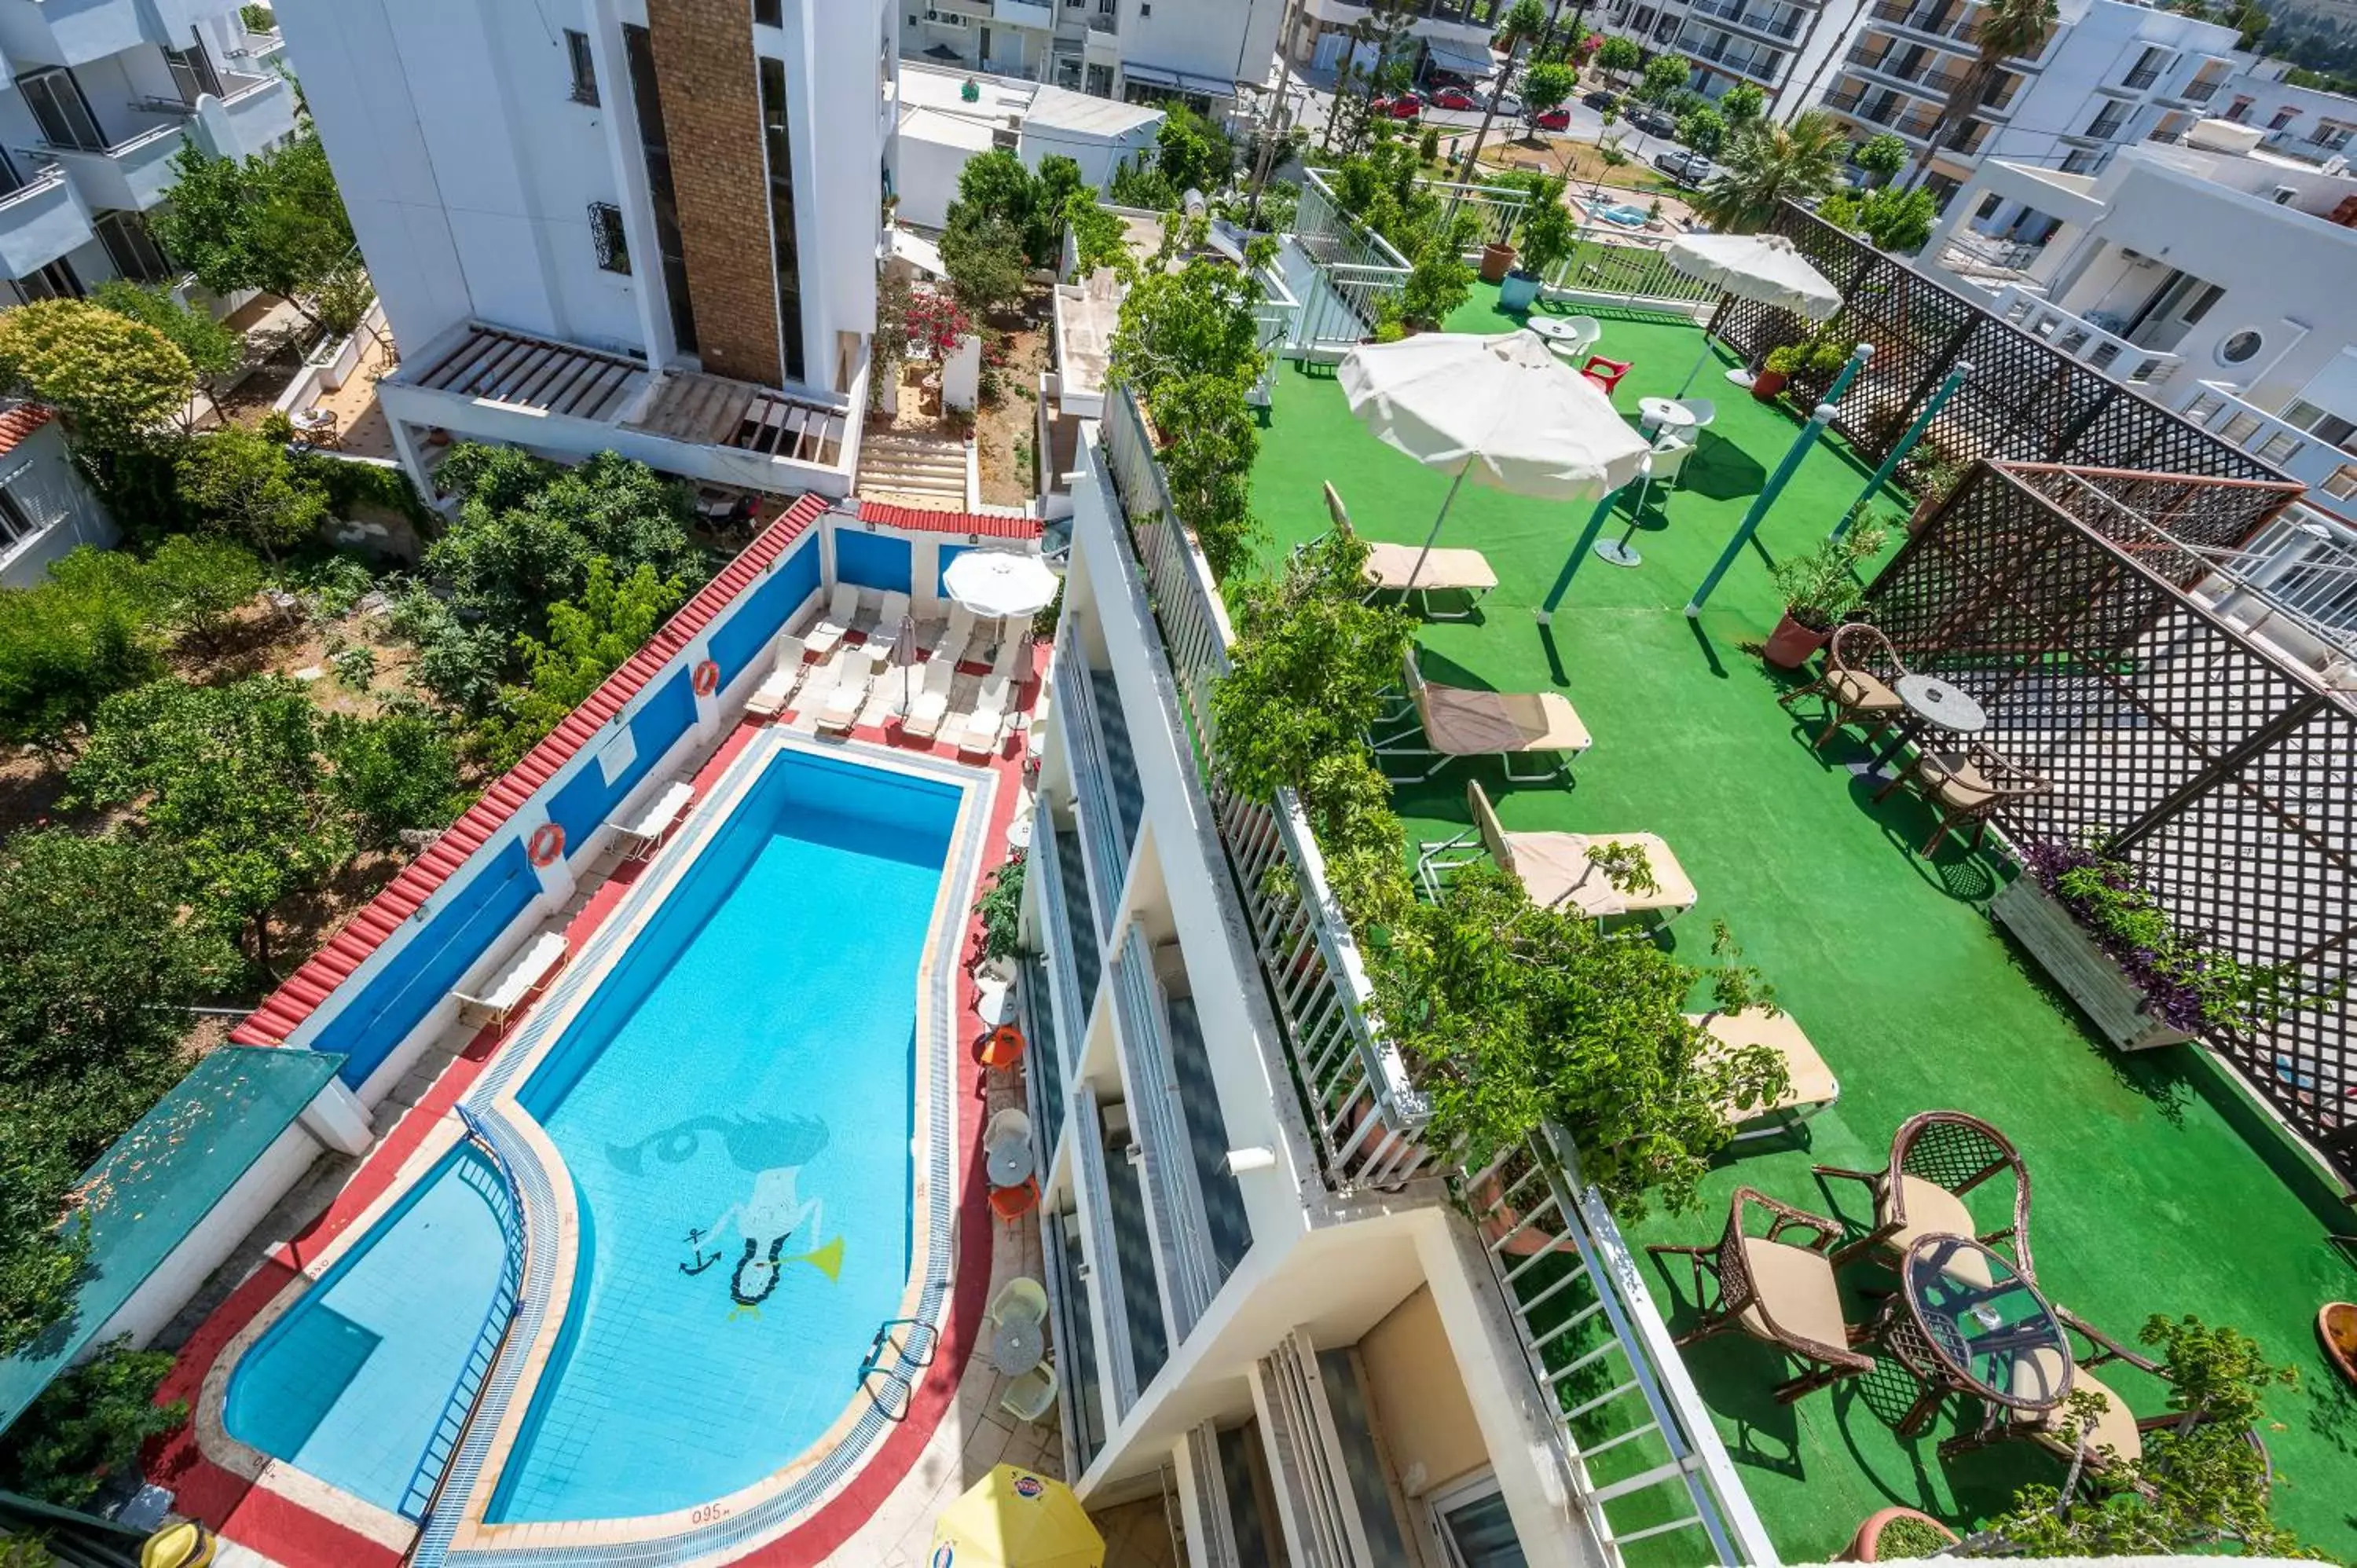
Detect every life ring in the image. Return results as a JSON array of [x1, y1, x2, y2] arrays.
[[527, 822, 566, 867], [692, 658, 720, 696]]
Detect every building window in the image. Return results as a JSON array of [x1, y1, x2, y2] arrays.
[[757, 57, 805, 385], [2225, 95, 2252, 121], [162, 35, 223, 104], [755, 0, 784, 24], [621, 26, 695, 356], [11, 258, 82, 302], [16, 69, 105, 152], [93, 211, 174, 284], [0, 487, 40, 549], [1428, 1473, 1523, 1568], [2269, 105, 2297, 130], [565, 29, 599, 104], [2219, 329, 2263, 365], [588, 201, 630, 273]]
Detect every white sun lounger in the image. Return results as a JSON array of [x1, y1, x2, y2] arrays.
[[928, 603, 979, 666], [947, 672, 1012, 757], [614, 779, 696, 859], [1361, 540, 1501, 621], [865, 590, 911, 657], [744, 635, 809, 718], [988, 631, 1031, 680], [817, 650, 876, 733], [455, 929, 569, 1029], [801, 581, 861, 658], [901, 658, 960, 740]]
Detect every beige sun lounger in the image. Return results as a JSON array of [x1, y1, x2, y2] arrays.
[[947, 672, 1012, 757], [1419, 780, 1697, 934], [928, 603, 979, 666], [900, 658, 960, 740], [801, 581, 861, 658], [864, 590, 912, 658], [1688, 1006, 1841, 1141], [1375, 648, 1593, 783], [816, 650, 876, 733], [614, 779, 695, 859], [744, 635, 808, 718], [1361, 540, 1500, 621], [455, 929, 569, 1029]]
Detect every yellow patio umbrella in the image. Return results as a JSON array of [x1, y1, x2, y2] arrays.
[[929, 1464, 1103, 1568]]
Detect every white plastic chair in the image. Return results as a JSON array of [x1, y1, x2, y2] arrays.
[[948, 672, 1013, 757], [1673, 395, 1717, 431], [815, 650, 873, 733], [1648, 430, 1698, 492], [801, 582, 861, 657], [1564, 316, 1603, 355], [999, 1361, 1059, 1423], [867, 590, 911, 658]]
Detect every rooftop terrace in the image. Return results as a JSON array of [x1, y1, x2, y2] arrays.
[[1245, 288, 2357, 1563]]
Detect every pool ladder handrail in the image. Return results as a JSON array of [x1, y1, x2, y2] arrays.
[[856, 1315, 938, 1420], [405, 1107, 534, 1555]]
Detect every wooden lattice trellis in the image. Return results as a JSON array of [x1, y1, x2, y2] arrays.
[[1864, 461, 2355, 1176], [1706, 207, 2291, 521]]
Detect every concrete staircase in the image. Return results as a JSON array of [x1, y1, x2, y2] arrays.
[[858, 430, 969, 509]]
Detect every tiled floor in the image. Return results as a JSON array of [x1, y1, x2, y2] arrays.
[[299, 332, 399, 462], [1093, 1497, 1183, 1567]]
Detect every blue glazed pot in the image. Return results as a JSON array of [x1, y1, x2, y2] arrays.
[[1498, 269, 1543, 312]]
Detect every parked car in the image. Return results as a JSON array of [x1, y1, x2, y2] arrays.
[[1429, 86, 1480, 111], [1582, 89, 1619, 112], [1533, 104, 1572, 131], [1624, 103, 1678, 137], [1372, 93, 1424, 119], [1424, 67, 1477, 90], [1653, 148, 1715, 185]]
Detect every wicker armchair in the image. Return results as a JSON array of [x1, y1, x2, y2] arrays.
[[1779, 623, 1909, 749], [1646, 1185, 1875, 1402], [1875, 739, 2049, 855], [1814, 1110, 2035, 1284]]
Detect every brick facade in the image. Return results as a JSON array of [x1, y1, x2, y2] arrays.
[[646, 0, 783, 387]]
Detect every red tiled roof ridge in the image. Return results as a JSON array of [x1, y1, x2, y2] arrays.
[[231, 493, 830, 1049], [854, 500, 1041, 540], [0, 405, 55, 456]]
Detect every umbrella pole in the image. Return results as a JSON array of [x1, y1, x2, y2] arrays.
[[1594, 456, 1655, 568], [1403, 456, 1475, 598], [1537, 482, 1631, 621], [1676, 331, 1717, 397], [1833, 360, 1970, 540]]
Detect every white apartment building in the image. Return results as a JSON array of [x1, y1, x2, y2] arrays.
[[272, 0, 896, 502], [1288, 0, 1505, 84], [907, 0, 1284, 123], [2206, 63, 2357, 166], [1594, 0, 1853, 110], [1809, 0, 2247, 196], [0, 0, 296, 306]]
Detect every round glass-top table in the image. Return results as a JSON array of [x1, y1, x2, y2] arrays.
[[1895, 672, 1990, 737], [1887, 1233, 2070, 1434]]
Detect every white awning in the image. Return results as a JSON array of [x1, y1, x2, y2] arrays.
[[1120, 60, 1242, 99], [1420, 38, 1497, 76]]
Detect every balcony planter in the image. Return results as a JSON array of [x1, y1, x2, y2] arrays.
[[1845, 1507, 1958, 1562], [1749, 365, 1791, 401], [1497, 268, 1544, 312], [1479, 241, 1517, 284], [1989, 877, 2194, 1052]]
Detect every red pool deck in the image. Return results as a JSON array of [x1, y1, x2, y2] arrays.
[[148, 647, 1048, 1568]]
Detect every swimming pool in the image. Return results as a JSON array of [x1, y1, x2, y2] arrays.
[[216, 735, 987, 1557]]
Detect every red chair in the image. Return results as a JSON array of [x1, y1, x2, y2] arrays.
[[990, 1178, 1039, 1225], [1582, 355, 1633, 397], [978, 1024, 1027, 1072]]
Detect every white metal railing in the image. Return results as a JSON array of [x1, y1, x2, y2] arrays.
[[1251, 1331, 1368, 1568], [1428, 177, 1530, 255], [1293, 167, 1410, 347], [1072, 1090, 1143, 1416], [1184, 1423, 1244, 1568], [1940, 227, 2047, 277], [0, 160, 66, 210], [1098, 387, 1433, 1190], [2179, 379, 2357, 504], [1030, 809, 1089, 1081], [1466, 1129, 1779, 1566], [2187, 500, 2357, 661], [1111, 925, 1220, 1338], [1251, 262, 1299, 405], [1991, 284, 2183, 390], [1039, 1207, 1091, 1479], [1053, 624, 1126, 936]]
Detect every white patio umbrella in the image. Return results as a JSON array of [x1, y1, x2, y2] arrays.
[[1664, 232, 1844, 394], [942, 549, 1060, 620], [1340, 332, 1653, 589]]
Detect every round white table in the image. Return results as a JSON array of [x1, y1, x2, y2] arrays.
[[1006, 810, 1034, 849], [991, 1314, 1045, 1377], [976, 978, 1012, 1028], [1638, 396, 1699, 436], [987, 1134, 1035, 1189], [1527, 315, 1583, 345]]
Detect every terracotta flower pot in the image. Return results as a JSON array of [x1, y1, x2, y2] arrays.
[[1750, 366, 1790, 401], [1846, 1506, 1959, 1562], [1763, 610, 1832, 669], [1479, 242, 1517, 284], [2320, 1301, 2357, 1390]]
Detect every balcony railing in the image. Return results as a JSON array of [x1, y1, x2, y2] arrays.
[[1867, 0, 1976, 42], [1681, 32, 1782, 80], [2124, 65, 2160, 88], [1053, 632, 1132, 936], [2180, 379, 2357, 504], [1842, 44, 1965, 96], [1020, 956, 1069, 1158], [1110, 926, 1225, 1339], [1032, 814, 1091, 1079], [2184, 76, 2221, 101], [1991, 284, 2182, 389], [1072, 1091, 1149, 1416], [1686, 0, 1804, 40]]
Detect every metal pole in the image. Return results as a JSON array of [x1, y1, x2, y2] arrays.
[[1403, 455, 1477, 598], [1595, 452, 1656, 567], [1676, 268, 1731, 395], [1536, 480, 1633, 621], [1685, 343, 1872, 617], [1832, 359, 1971, 540]]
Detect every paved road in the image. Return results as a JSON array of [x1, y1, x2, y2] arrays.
[[1270, 64, 1679, 169]]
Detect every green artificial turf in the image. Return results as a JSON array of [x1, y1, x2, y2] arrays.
[[1245, 284, 2357, 1563]]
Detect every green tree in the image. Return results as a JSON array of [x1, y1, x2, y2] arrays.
[[0, 1341, 185, 1506], [1640, 52, 1692, 104], [0, 550, 165, 753], [1692, 111, 1850, 231], [390, 586, 510, 717], [173, 426, 331, 561], [1033, 154, 1085, 261], [1818, 184, 1938, 252], [141, 534, 263, 649], [1152, 107, 1237, 197], [1065, 192, 1131, 281], [1107, 258, 1267, 401], [323, 705, 465, 847], [1594, 34, 1644, 90], [148, 134, 357, 330], [1150, 372, 1266, 583], [68, 676, 354, 975], [1108, 152, 1178, 211], [1853, 130, 1910, 186], [1457, 0, 1550, 178], [1721, 82, 1767, 125], [940, 207, 1031, 320], [1395, 227, 1476, 328], [1521, 61, 1578, 126], [477, 559, 686, 771], [0, 300, 194, 451], [0, 1137, 84, 1360], [1677, 104, 1728, 156], [91, 281, 243, 417], [1917, 0, 2055, 184]]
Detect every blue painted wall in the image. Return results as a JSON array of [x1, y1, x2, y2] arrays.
[[936, 543, 968, 599], [835, 529, 912, 595], [708, 539, 818, 685], [310, 841, 541, 1087]]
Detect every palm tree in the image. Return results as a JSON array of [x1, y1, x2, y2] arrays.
[[1692, 110, 1849, 231], [1912, 0, 2056, 185]]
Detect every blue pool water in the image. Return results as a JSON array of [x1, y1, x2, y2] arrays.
[[225, 746, 962, 1526], [1599, 203, 1650, 227], [223, 1146, 515, 1519]]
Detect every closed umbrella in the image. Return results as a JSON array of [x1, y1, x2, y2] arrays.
[[1664, 232, 1843, 394], [1340, 331, 1653, 590], [891, 611, 921, 709], [930, 1464, 1103, 1568]]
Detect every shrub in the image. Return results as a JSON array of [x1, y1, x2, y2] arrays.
[[0, 1341, 185, 1505], [976, 855, 1026, 962], [0, 300, 194, 451]]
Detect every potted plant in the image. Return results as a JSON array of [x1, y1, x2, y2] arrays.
[[1480, 237, 1518, 284], [1500, 189, 1574, 313], [1993, 835, 2319, 1051], [1846, 1508, 1958, 1562], [1905, 452, 1965, 531], [1752, 343, 1802, 401], [1761, 525, 1885, 668]]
